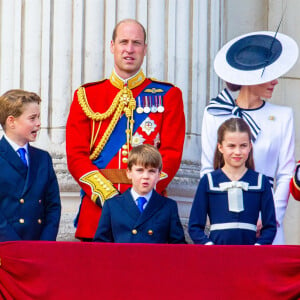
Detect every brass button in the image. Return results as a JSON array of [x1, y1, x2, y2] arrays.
[[148, 229, 153, 235], [122, 145, 128, 150], [122, 157, 128, 164], [132, 229, 137, 235], [20, 198, 25, 204], [122, 150, 128, 156], [19, 218, 24, 224], [37, 219, 42, 224]]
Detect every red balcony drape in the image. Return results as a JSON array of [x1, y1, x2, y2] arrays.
[[0, 242, 300, 299]]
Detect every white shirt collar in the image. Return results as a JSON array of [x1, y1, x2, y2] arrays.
[[4, 134, 28, 152], [130, 188, 153, 202]]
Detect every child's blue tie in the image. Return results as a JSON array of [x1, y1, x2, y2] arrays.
[[17, 148, 28, 167], [137, 197, 147, 213]]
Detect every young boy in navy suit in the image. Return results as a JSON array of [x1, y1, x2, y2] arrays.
[[93, 144, 186, 243], [0, 89, 61, 241]]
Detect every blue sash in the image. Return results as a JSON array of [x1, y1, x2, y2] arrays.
[[93, 81, 172, 169]]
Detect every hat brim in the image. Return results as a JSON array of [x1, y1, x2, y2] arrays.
[[214, 31, 299, 85]]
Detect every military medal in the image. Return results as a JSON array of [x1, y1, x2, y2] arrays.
[[143, 96, 151, 113], [136, 96, 144, 114], [151, 96, 158, 113], [141, 117, 157, 135], [157, 95, 164, 112], [137, 107, 144, 114], [131, 132, 146, 146], [151, 106, 158, 113]]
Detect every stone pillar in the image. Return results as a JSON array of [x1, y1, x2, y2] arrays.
[[51, 0, 73, 144], [0, 0, 21, 91]]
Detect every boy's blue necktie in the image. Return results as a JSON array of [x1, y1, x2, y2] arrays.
[[137, 197, 147, 213], [17, 148, 28, 167]]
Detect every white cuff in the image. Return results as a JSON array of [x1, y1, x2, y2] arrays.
[[205, 241, 214, 245]]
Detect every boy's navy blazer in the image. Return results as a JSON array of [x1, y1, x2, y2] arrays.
[[93, 189, 186, 243], [0, 137, 61, 241]]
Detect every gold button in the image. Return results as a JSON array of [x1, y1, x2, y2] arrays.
[[148, 229, 153, 235], [122, 157, 128, 164], [122, 145, 128, 150], [20, 198, 25, 204], [132, 229, 137, 235], [19, 218, 24, 224], [122, 150, 128, 156], [37, 219, 42, 224]]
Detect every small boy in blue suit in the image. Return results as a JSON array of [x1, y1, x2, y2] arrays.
[[93, 144, 186, 243], [0, 89, 61, 241]]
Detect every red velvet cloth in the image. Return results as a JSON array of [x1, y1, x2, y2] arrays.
[[0, 242, 300, 299]]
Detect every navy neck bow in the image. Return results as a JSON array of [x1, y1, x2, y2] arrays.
[[206, 88, 261, 141]]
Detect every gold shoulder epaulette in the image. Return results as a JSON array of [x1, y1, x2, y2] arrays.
[[149, 78, 175, 87], [80, 78, 107, 89], [77, 82, 120, 121]]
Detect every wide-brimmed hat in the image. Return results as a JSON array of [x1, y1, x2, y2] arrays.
[[214, 31, 298, 85]]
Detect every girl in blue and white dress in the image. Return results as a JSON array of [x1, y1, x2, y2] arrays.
[[189, 118, 277, 245], [201, 31, 298, 244]]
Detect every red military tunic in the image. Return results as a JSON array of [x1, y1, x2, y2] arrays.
[[290, 161, 300, 201], [66, 69, 185, 239]]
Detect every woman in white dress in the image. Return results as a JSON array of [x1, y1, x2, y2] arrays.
[[201, 31, 299, 244]]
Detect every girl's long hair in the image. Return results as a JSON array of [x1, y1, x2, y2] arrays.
[[213, 118, 255, 170]]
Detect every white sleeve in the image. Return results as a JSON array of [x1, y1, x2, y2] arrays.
[[200, 109, 218, 177], [274, 107, 295, 225]]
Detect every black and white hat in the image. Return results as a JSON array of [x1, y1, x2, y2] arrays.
[[214, 31, 298, 85]]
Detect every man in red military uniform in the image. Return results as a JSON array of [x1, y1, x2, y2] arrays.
[[290, 162, 300, 201], [66, 19, 185, 240]]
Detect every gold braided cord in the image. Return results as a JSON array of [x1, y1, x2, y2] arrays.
[[90, 120, 95, 151], [77, 87, 120, 121], [89, 100, 125, 160], [89, 87, 135, 161], [90, 120, 102, 150]]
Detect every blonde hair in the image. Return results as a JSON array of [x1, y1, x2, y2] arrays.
[[127, 144, 162, 171], [0, 89, 41, 130], [213, 118, 255, 170]]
